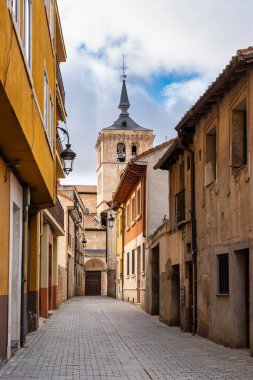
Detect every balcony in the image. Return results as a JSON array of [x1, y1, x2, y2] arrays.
[[57, 61, 65, 106], [56, 61, 67, 122], [175, 189, 185, 225], [48, 197, 65, 230]]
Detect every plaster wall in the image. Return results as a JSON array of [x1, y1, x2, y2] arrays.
[[142, 146, 170, 237], [7, 173, 23, 359], [85, 229, 106, 250], [0, 1, 61, 206], [0, 158, 10, 363], [124, 233, 145, 306], [79, 193, 97, 214], [193, 75, 253, 351]]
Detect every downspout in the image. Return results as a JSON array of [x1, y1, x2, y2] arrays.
[[178, 137, 198, 335], [20, 186, 27, 347]]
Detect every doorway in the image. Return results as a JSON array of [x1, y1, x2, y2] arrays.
[[151, 245, 159, 315], [85, 271, 101, 296], [9, 203, 22, 356], [235, 249, 250, 348], [171, 264, 180, 325]]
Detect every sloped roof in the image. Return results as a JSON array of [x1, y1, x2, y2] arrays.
[[103, 114, 152, 131], [112, 162, 146, 204], [84, 214, 104, 230], [153, 139, 183, 171], [75, 185, 97, 194], [132, 138, 176, 162], [103, 79, 152, 132], [176, 46, 253, 133], [118, 79, 130, 110]]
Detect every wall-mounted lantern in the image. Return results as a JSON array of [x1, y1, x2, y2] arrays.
[[57, 126, 76, 175]]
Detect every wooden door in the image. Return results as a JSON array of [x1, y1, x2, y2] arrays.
[[85, 271, 101, 296]]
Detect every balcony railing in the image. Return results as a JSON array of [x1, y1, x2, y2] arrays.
[[49, 197, 64, 229], [175, 189, 185, 224], [57, 60, 65, 106]]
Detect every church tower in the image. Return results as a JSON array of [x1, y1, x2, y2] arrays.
[[96, 78, 154, 214]]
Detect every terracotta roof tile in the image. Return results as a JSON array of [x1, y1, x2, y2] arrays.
[[84, 214, 104, 230], [176, 46, 253, 132], [74, 185, 97, 194]]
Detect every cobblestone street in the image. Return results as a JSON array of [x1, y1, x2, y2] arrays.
[[0, 297, 253, 380]]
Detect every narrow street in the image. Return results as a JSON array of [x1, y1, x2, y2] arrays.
[[0, 297, 252, 380]]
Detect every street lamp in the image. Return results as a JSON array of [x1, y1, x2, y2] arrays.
[[108, 213, 115, 228], [57, 126, 76, 175]]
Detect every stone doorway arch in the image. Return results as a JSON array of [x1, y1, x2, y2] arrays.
[[84, 258, 107, 296]]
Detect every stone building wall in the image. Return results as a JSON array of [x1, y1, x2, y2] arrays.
[[96, 130, 154, 214], [57, 266, 67, 307], [79, 193, 97, 214], [193, 75, 253, 351]]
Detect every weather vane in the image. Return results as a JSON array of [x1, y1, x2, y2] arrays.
[[121, 54, 128, 79]]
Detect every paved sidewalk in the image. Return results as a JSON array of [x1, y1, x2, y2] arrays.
[[0, 297, 253, 380]]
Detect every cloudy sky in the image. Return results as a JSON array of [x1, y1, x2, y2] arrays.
[[58, 0, 253, 185]]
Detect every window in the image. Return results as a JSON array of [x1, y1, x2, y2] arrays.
[[49, 0, 54, 38], [44, 70, 48, 128], [142, 243, 145, 272], [205, 126, 217, 185], [132, 145, 137, 156], [132, 250, 135, 274], [23, 0, 32, 67], [176, 161, 185, 224], [127, 252, 129, 275], [126, 202, 130, 228], [49, 96, 54, 148], [232, 99, 247, 170], [137, 187, 141, 216], [12, 0, 19, 24], [131, 195, 136, 222], [218, 254, 229, 294], [117, 143, 126, 162], [175, 190, 185, 224]]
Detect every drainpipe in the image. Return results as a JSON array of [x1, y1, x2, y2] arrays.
[[179, 137, 198, 335], [20, 186, 27, 347]]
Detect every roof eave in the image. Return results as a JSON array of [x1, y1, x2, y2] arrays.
[[175, 50, 253, 133], [112, 162, 146, 204], [154, 140, 183, 171]]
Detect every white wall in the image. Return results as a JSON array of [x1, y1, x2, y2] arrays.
[[8, 173, 23, 359], [137, 146, 169, 237]]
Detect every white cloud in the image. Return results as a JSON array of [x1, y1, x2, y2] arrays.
[[58, 0, 253, 184]]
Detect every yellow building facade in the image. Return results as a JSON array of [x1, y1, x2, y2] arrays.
[[0, 0, 67, 363]]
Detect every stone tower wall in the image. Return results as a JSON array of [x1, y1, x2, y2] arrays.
[[96, 129, 154, 213]]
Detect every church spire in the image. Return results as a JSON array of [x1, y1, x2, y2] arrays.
[[118, 55, 130, 115]]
